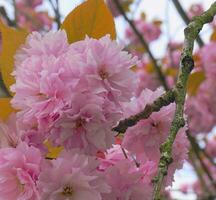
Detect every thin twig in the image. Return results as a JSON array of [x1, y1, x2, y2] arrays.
[[187, 132, 216, 191], [113, 0, 169, 91], [12, 0, 17, 25], [0, 6, 15, 27], [171, 0, 204, 47], [189, 151, 213, 198], [48, 0, 61, 29]]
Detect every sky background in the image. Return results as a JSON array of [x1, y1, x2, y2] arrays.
[[0, 0, 215, 199]]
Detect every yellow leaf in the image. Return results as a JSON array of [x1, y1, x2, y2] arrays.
[[164, 68, 178, 77], [122, 0, 134, 13], [44, 140, 63, 159], [153, 19, 162, 27], [0, 20, 28, 95], [210, 29, 216, 41], [61, 0, 116, 43], [145, 62, 155, 73], [187, 71, 205, 96], [0, 98, 14, 120]]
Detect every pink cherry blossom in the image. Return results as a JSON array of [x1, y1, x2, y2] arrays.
[[135, 58, 161, 96], [126, 19, 161, 44], [102, 159, 157, 200], [99, 144, 130, 170], [49, 92, 121, 154], [0, 114, 21, 148], [69, 35, 138, 103], [16, 0, 43, 8], [199, 42, 216, 78], [186, 78, 216, 134], [106, 0, 132, 17], [206, 137, 216, 158], [188, 3, 204, 20], [122, 88, 189, 185], [38, 150, 110, 200], [0, 142, 41, 200], [16, 0, 53, 31]]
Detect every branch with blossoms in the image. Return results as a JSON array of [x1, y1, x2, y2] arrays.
[[113, 0, 169, 91], [112, 2, 216, 199]]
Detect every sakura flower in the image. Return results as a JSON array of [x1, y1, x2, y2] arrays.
[[12, 31, 78, 129], [0, 142, 41, 200], [12, 31, 137, 154], [49, 92, 121, 154], [16, 0, 53, 31], [188, 3, 204, 19], [199, 42, 216, 78], [106, 0, 132, 17], [38, 150, 110, 200], [186, 77, 216, 134], [135, 58, 161, 96], [99, 144, 130, 170], [0, 114, 21, 148], [126, 19, 161, 44], [16, 0, 43, 8], [102, 159, 157, 200], [206, 137, 216, 158], [122, 88, 189, 185], [69, 35, 137, 103]]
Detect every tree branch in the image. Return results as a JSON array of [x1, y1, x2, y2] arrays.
[[171, 0, 204, 47], [0, 6, 16, 27], [48, 0, 61, 29], [112, 89, 175, 133], [152, 2, 216, 199], [113, 0, 169, 91]]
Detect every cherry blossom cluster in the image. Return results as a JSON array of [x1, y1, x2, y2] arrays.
[[0, 29, 190, 200], [16, 0, 52, 31]]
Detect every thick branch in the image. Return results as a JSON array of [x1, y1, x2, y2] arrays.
[[113, 0, 169, 90], [153, 2, 216, 199], [171, 0, 204, 47]]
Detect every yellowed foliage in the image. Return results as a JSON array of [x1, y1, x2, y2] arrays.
[[187, 71, 205, 96], [164, 68, 178, 77], [61, 0, 116, 43], [0, 98, 14, 120], [210, 29, 216, 41], [0, 20, 28, 95], [44, 140, 63, 159]]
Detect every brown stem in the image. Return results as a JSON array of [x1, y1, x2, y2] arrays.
[[48, 0, 61, 29]]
